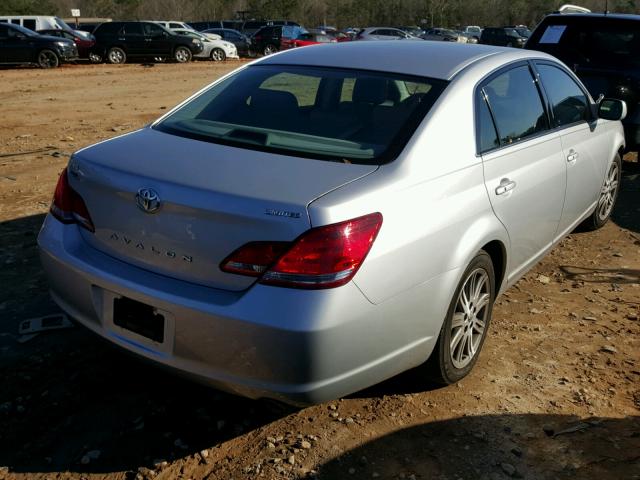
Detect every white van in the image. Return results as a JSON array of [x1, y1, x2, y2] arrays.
[[0, 16, 74, 33]]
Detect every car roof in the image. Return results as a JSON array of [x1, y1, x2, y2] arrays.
[[543, 12, 640, 21], [256, 41, 555, 80]]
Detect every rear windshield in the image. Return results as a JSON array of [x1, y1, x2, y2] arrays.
[[154, 65, 447, 164]]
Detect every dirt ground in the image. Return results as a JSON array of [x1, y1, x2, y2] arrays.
[[0, 61, 638, 480]]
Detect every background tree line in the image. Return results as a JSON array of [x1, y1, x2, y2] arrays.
[[4, 0, 639, 29]]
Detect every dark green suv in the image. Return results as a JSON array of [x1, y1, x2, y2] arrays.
[[526, 13, 640, 150], [92, 21, 203, 64], [0, 23, 77, 68]]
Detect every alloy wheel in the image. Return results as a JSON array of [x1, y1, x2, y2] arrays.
[[211, 49, 225, 61], [264, 44, 277, 55], [38, 50, 58, 68], [596, 161, 619, 222], [175, 47, 191, 63], [108, 49, 124, 64], [450, 268, 490, 369]]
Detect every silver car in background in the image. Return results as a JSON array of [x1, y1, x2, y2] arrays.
[[355, 27, 423, 41], [172, 28, 238, 61], [38, 42, 625, 405]]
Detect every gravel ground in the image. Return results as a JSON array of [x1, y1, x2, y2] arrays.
[[0, 61, 638, 480]]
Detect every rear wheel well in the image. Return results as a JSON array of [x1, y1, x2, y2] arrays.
[[481, 241, 506, 293]]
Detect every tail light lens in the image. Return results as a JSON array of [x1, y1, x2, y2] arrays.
[[50, 167, 95, 232], [221, 213, 382, 289]]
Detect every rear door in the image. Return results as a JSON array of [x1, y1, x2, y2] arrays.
[[123, 22, 145, 56], [534, 61, 610, 235], [479, 63, 567, 280]]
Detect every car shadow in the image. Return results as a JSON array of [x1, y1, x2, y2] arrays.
[[315, 414, 640, 480], [612, 159, 640, 233], [0, 213, 297, 474]]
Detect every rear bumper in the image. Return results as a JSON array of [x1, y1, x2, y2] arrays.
[[38, 216, 453, 405]]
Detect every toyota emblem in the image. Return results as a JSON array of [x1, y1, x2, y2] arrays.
[[135, 188, 161, 214]]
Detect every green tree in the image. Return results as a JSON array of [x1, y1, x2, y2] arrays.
[[3, 0, 57, 14]]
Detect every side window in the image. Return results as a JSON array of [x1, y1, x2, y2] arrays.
[[143, 23, 164, 36], [169, 23, 182, 29], [477, 93, 500, 153], [23, 19, 36, 31], [483, 65, 548, 145], [537, 64, 588, 127]]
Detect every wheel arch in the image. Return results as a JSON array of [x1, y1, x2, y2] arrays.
[[481, 239, 507, 294]]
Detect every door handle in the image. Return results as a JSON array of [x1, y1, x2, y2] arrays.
[[567, 150, 579, 163], [145, 38, 153, 41], [495, 178, 516, 196]]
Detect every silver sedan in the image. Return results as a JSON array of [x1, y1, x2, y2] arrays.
[[38, 42, 626, 405]]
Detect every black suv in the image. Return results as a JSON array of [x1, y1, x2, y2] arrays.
[[251, 25, 305, 56], [526, 13, 640, 150], [0, 23, 77, 68], [91, 21, 203, 64], [480, 27, 527, 47]]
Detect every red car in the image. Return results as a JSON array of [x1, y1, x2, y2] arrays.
[[281, 32, 336, 49], [37, 29, 98, 62]]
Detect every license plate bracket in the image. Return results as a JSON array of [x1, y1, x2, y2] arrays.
[[113, 296, 165, 343]]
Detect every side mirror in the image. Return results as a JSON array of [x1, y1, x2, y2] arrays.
[[598, 98, 627, 121]]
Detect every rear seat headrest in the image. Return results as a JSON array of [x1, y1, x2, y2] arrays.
[[250, 89, 299, 111], [353, 78, 389, 105]]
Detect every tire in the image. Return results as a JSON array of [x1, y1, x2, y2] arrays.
[[37, 49, 59, 68], [107, 47, 126, 64], [174, 46, 192, 63], [426, 250, 495, 384], [210, 48, 226, 62], [88, 52, 102, 63], [263, 44, 278, 56], [579, 153, 622, 231]]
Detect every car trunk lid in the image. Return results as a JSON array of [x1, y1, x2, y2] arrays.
[[71, 128, 377, 291]]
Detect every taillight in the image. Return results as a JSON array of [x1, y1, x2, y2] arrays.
[[50, 167, 95, 232], [220, 213, 382, 289]]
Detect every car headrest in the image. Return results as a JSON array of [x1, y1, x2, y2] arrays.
[[353, 78, 389, 105], [250, 89, 299, 111]]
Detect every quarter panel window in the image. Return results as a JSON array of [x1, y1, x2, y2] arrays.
[[483, 66, 548, 145], [537, 64, 588, 127], [477, 94, 500, 153]]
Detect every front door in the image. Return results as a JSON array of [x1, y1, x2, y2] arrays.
[[535, 62, 611, 236], [478, 63, 567, 281], [143, 22, 171, 57]]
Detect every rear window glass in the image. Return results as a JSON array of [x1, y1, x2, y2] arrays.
[[154, 65, 448, 165], [95, 22, 121, 35], [483, 65, 548, 145]]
